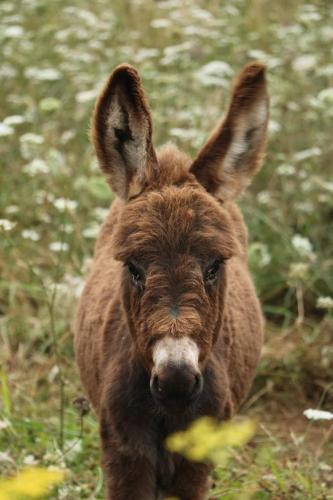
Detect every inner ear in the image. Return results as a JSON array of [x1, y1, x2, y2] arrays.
[[190, 62, 269, 201], [107, 86, 146, 174], [113, 101, 134, 146], [92, 64, 158, 200]]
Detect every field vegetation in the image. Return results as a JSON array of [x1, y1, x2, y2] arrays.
[[1, 0, 333, 498]]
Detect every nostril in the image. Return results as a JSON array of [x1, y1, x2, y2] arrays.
[[150, 373, 161, 396], [192, 373, 203, 397], [150, 369, 203, 402]]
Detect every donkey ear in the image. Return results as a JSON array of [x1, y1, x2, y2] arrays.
[[190, 63, 269, 201], [91, 64, 158, 199]]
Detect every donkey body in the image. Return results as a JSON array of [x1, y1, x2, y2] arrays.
[[75, 62, 269, 500]]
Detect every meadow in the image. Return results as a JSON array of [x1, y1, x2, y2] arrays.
[[1, 0, 333, 498]]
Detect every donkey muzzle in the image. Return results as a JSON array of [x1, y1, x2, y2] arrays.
[[150, 335, 203, 405]]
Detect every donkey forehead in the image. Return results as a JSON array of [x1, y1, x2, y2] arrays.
[[113, 185, 238, 261]]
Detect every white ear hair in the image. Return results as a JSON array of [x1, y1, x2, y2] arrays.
[[92, 64, 157, 199], [223, 99, 268, 175], [191, 62, 269, 201]]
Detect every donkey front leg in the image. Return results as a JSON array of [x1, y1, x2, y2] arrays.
[[101, 446, 157, 500], [168, 457, 211, 500], [99, 410, 157, 499]]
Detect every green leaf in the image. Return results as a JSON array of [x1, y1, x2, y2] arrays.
[[0, 369, 11, 416]]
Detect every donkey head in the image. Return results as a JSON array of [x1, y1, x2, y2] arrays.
[[92, 63, 269, 409]]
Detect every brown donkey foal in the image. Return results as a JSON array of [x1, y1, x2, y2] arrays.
[[75, 61, 269, 500]]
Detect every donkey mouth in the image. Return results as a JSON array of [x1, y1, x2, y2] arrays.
[[150, 372, 204, 409], [155, 395, 201, 414]]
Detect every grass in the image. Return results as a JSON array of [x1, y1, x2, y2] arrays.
[[1, 0, 333, 498]]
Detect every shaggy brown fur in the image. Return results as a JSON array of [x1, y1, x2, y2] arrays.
[[75, 61, 269, 500]]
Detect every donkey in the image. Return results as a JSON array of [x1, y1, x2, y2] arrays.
[[75, 61, 268, 500]]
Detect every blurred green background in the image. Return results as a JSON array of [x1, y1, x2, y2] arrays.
[[1, 0, 333, 498]]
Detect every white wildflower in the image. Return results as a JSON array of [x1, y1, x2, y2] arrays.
[[319, 64, 333, 77], [39, 213, 51, 223], [4, 25, 24, 38], [25, 67, 62, 81], [22, 229, 40, 241], [247, 49, 269, 61], [0, 64, 17, 79], [292, 55, 316, 72], [157, 0, 179, 9], [249, 242, 271, 267], [20, 133, 45, 160], [161, 41, 193, 65], [23, 158, 49, 176], [134, 48, 159, 63], [304, 409, 333, 421], [316, 296, 333, 310], [43, 451, 66, 470], [277, 164, 295, 176], [63, 224, 74, 234], [195, 61, 233, 87], [64, 6, 100, 27], [169, 128, 198, 141], [4, 115, 26, 126], [299, 11, 321, 23], [0, 451, 15, 465], [60, 130, 76, 144], [76, 89, 98, 103], [48, 274, 85, 304], [0, 123, 14, 137], [0, 219, 16, 231], [49, 241, 69, 252], [320, 180, 333, 193], [191, 7, 215, 22], [48, 365, 60, 382], [301, 179, 312, 193], [23, 454, 39, 465], [183, 26, 215, 37], [94, 207, 109, 221], [82, 225, 99, 239], [288, 262, 309, 280], [292, 234, 313, 257], [63, 274, 85, 299], [5, 205, 19, 214], [64, 439, 82, 461], [0, 420, 9, 430], [318, 194, 329, 203], [321, 346, 333, 369], [321, 26, 333, 41], [319, 463, 332, 472], [257, 190, 271, 204], [268, 120, 281, 134], [46, 148, 66, 174], [150, 18, 171, 29], [20, 133, 44, 144], [53, 198, 78, 211], [35, 190, 55, 204], [318, 88, 333, 105], [58, 487, 70, 500], [293, 147, 321, 162], [295, 201, 313, 213]]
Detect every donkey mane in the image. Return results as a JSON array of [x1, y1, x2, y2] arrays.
[[155, 144, 192, 185]]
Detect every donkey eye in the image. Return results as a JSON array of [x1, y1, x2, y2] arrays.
[[204, 259, 223, 284], [127, 262, 144, 287]]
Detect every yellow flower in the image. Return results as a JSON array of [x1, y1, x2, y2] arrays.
[[166, 417, 255, 464], [0, 468, 64, 500]]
